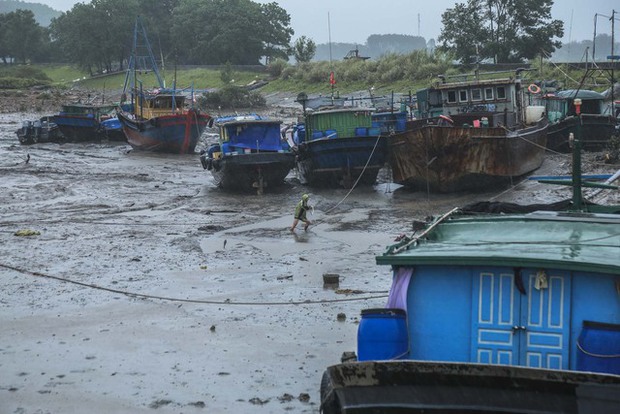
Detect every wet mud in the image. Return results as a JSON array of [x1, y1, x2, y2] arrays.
[[1, 110, 618, 413]]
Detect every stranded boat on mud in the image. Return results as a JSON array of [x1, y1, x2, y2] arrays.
[[536, 89, 618, 152], [389, 69, 548, 192], [293, 93, 387, 188], [52, 102, 120, 142], [199, 114, 294, 193], [116, 18, 212, 154], [320, 130, 620, 413], [16, 116, 63, 145], [322, 207, 620, 413]]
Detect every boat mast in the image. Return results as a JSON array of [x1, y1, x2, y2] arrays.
[[123, 17, 165, 95]]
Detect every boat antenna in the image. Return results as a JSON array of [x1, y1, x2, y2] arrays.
[[328, 12, 332, 64]]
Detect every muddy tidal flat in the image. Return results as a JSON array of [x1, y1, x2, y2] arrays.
[[1, 110, 618, 414]]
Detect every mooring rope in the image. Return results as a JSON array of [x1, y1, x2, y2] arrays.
[[311, 134, 384, 227], [0, 262, 388, 307]]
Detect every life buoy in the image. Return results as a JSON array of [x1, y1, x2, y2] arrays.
[[528, 84, 541, 94]]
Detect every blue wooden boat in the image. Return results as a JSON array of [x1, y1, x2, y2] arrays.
[[322, 209, 620, 412], [320, 132, 620, 413], [293, 103, 387, 188], [389, 70, 548, 192], [116, 18, 212, 154], [98, 116, 125, 142], [199, 115, 295, 193], [52, 103, 118, 142]]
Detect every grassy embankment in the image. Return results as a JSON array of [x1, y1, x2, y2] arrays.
[[1, 55, 607, 101]]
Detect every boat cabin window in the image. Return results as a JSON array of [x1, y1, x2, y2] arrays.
[[446, 90, 457, 103], [496, 86, 506, 100], [484, 88, 494, 100], [459, 90, 468, 102], [471, 88, 482, 101]]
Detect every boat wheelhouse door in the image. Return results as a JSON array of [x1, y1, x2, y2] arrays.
[[471, 267, 571, 369]]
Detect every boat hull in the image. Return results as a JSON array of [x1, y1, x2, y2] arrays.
[[388, 119, 548, 192], [295, 135, 387, 188], [52, 115, 103, 142], [547, 114, 618, 152], [16, 117, 64, 145], [117, 110, 210, 154], [205, 152, 295, 191], [321, 361, 620, 414]]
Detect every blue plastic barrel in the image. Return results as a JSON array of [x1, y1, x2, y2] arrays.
[[576, 321, 620, 375], [355, 127, 368, 136], [357, 308, 408, 361], [312, 131, 324, 139], [368, 127, 381, 136]]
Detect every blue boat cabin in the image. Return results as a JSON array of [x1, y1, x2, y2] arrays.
[[373, 211, 620, 376]]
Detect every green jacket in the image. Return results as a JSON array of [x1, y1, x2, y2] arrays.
[[294, 199, 310, 219]]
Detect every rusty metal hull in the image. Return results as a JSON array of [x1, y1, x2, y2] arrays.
[[320, 360, 620, 414], [388, 119, 548, 192]]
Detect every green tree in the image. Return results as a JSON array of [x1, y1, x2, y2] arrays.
[[259, 2, 293, 63], [50, 0, 141, 74], [293, 36, 316, 63], [51, 3, 106, 74], [137, 0, 180, 69], [0, 9, 47, 64], [171, 0, 292, 64], [438, 0, 564, 63]]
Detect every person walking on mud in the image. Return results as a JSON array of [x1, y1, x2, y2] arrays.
[[290, 194, 312, 232]]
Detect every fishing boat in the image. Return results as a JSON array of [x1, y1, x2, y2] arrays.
[[389, 69, 548, 192], [293, 93, 388, 188], [98, 116, 126, 142], [537, 89, 618, 152], [16, 116, 63, 145], [199, 114, 295, 193], [116, 18, 212, 154], [320, 127, 620, 413], [52, 102, 118, 142]]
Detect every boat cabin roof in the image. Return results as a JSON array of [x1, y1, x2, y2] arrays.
[[555, 90, 605, 100], [376, 211, 620, 275], [433, 77, 516, 91]]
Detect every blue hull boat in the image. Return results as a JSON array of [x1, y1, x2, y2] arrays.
[[200, 115, 294, 193], [293, 107, 387, 188]]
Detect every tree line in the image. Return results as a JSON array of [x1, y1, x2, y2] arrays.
[[0, 0, 293, 74], [6, 0, 607, 75]]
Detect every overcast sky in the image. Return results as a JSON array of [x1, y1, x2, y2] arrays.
[[39, 0, 616, 44]]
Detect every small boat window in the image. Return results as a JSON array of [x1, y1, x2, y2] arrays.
[[485, 88, 494, 100], [446, 90, 457, 103], [497, 87, 506, 100], [471, 88, 482, 101], [459, 90, 468, 102]]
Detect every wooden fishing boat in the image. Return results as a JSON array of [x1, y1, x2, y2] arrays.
[[199, 115, 294, 193], [293, 98, 387, 188], [116, 18, 212, 154], [52, 103, 118, 142], [117, 92, 211, 153], [389, 70, 548, 192], [538, 89, 618, 152], [16, 116, 63, 145], [320, 131, 620, 413]]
